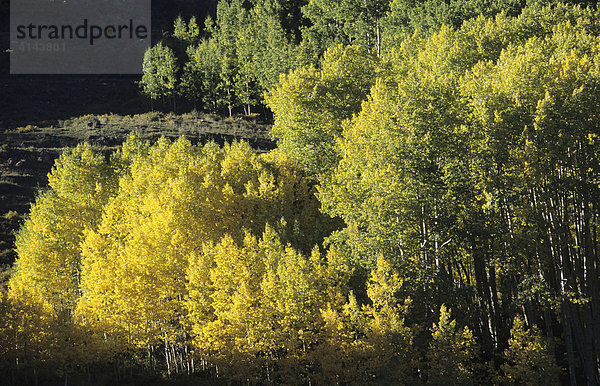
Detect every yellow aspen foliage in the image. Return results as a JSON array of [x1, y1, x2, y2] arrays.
[[76, 138, 331, 358], [194, 234, 266, 381], [260, 150, 337, 252], [77, 138, 218, 349], [361, 255, 414, 382], [260, 242, 348, 382], [0, 284, 107, 380], [311, 256, 414, 384], [9, 143, 118, 314], [311, 302, 361, 384], [426, 305, 477, 385], [0, 284, 56, 374], [188, 226, 347, 383], [500, 316, 560, 385]]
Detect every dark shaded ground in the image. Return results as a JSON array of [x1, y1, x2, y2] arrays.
[[0, 112, 274, 282], [0, 0, 220, 128]]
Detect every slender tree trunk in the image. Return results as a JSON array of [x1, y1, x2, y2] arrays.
[[165, 336, 171, 376], [563, 301, 578, 386], [171, 344, 178, 374], [151, 345, 155, 374], [114, 358, 120, 383], [376, 18, 381, 56], [472, 237, 494, 357]]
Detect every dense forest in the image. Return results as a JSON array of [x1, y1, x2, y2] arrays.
[[4, 0, 600, 384]]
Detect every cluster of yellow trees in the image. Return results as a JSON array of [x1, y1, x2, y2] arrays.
[[1, 135, 559, 383]]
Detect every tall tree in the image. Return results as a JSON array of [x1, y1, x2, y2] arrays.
[[500, 316, 560, 385], [9, 143, 117, 315], [266, 44, 378, 177], [427, 305, 478, 384], [140, 42, 180, 109]]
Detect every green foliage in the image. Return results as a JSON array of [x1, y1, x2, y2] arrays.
[[266, 44, 378, 177], [180, 39, 223, 111], [301, 0, 390, 57], [316, 3, 600, 381], [153, 0, 301, 115], [138, 0, 600, 115], [384, 0, 524, 39], [173, 15, 200, 45], [140, 42, 179, 101]]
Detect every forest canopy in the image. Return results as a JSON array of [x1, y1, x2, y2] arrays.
[[4, 1, 600, 384]]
